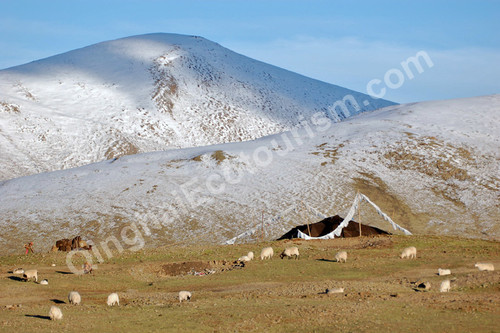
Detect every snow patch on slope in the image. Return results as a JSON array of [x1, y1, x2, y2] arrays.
[[0, 95, 498, 253]]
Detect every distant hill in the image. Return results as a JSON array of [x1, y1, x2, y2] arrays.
[[0, 95, 498, 253], [0, 33, 394, 180]]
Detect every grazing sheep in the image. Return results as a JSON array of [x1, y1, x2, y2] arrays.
[[335, 251, 347, 263], [40, 279, 49, 285], [178, 291, 192, 303], [68, 291, 81, 305], [49, 306, 63, 321], [23, 269, 38, 282], [326, 287, 344, 294], [260, 247, 274, 260], [438, 268, 451, 276], [475, 263, 494, 271], [12, 268, 24, 274], [280, 247, 300, 259], [247, 251, 254, 260], [238, 255, 251, 262], [107, 293, 119, 306], [440, 279, 451, 292], [400, 246, 417, 259]]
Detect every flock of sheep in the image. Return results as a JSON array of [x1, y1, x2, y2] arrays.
[[396, 246, 494, 293], [12, 266, 122, 321], [12, 263, 197, 321], [237, 244, 495, 295], [47, 291, 119, 320], [12, 243, 495, 321]]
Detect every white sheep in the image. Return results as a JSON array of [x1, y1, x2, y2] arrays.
[[40, 279, 49, 285], [438, 268, 451, 276], [178, 291, 192, 303], [260, 247, 274, 260], [400, 246, 417, 259], [335, 251, 347, 263], [238, 255, 251, 262], [68, 291, 81, 305], [49, 306, 63, 320], [247, 251, 254, 260], [23, 269, 38, 282], [280, 247, 299, 259], [440, 279, 451, 292], [475, 263, 494, 271], [13, 268, 24, 274], [107, 293, 120, 306], [326, 287, 344, 294]]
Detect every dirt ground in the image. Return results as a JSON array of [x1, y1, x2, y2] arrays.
[[0, 235, 499, 332]]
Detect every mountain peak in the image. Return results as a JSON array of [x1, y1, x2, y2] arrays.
[[0, 33, 395, 180]]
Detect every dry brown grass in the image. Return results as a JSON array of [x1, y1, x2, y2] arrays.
[[191, 154, 203, 162], [313, 142, 345, 166], [382, 136, 473, 182], [0, 235, 498, 332], [353, 172, 431, 233], [430, 185, 467, 209], [0, 101, 20, 113], [14, 83, 36, 101], [150, 56, 179, 115], [104, 140, 139, 160], [192, 150, 231, 165], [212, 150, 227, 164], [161, 159, 185, 169]]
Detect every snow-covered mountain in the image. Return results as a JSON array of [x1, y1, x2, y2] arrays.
[[0, 33, 394, 180], [0, 95, 498, 253]]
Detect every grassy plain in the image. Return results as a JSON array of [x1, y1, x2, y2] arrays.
[[0, 235, 499, 332]]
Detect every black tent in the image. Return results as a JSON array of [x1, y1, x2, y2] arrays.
[[277, 215, 390, 240]]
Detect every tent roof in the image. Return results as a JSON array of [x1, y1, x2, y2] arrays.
[[277, 215, 390, 240]]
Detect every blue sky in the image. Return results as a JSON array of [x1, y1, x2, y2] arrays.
[[1, 0, 499, 103]]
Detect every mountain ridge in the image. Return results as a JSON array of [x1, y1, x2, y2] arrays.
[[0, 33, 394, 180]]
